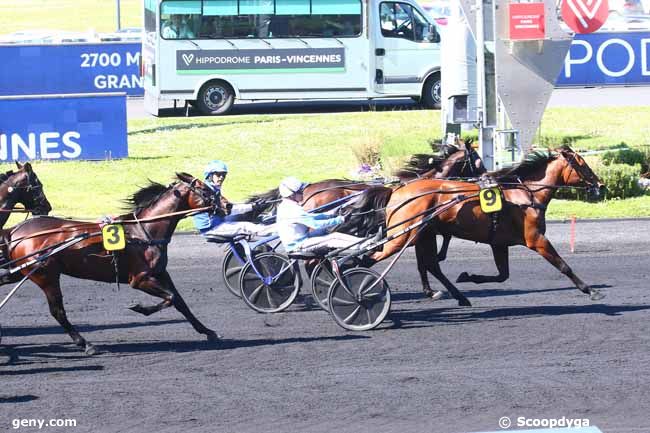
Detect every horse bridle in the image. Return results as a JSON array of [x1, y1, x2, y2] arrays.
[[5, 172, 50, 214], [560, 149, 601, 196]]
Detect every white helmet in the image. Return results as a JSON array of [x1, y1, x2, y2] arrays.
[[279, 176, 306, 198]]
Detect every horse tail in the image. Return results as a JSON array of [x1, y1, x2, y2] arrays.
[[337, 186, 392, 238]]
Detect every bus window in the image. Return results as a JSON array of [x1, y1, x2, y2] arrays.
[[160, 1, 201, 39], [381, 2, 433, 42]]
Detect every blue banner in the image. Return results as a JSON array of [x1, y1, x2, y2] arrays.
[[0, 94, 128, 161], [557, 31, 650, 87], [0, 43, 143, 96]]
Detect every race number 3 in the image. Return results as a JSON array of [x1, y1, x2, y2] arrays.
[[102, 224, 126, 251], [479, 187, 502, 213]]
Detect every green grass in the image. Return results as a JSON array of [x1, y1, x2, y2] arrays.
[[0, 0, 142, 34], [2, 108, 649, 231]]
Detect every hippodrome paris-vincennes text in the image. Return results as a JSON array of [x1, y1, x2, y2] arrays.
[[194, 54, 342, 65]]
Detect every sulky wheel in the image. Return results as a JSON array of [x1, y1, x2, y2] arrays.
[[222, 243, 272, 298], [239, 253, 300, 313], [310, 258, 361, 310], [328, 267, 391, 331], [221, 243, 247, 298], [310, 261, 336, 310]]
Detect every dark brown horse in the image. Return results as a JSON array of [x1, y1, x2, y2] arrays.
[[3, 173, 221, 354], [0, 162, 52, 227], [371, 145, 605, 306]]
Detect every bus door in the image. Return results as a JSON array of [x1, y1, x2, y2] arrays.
[[374, 1, 440, 94]]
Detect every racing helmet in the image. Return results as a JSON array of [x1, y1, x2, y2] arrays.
[[279, 176, 306, 198], [204, 160, 228, 179]]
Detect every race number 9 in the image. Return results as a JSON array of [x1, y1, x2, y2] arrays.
[[102, 224, 126, 251], [479, 187, 502, 213]]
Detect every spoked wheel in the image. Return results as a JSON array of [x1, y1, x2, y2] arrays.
[[221, 244, 271, 298], [239, 253, 300, 313], [310, 261, 336, 310], [310, 259, 361, 310], [328, 267, 391, 331], [221, 244, 247, 298]]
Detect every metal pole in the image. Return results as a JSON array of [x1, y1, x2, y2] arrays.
[[116, 0, 122, 31]]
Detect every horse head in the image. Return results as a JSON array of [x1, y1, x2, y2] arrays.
[[175, 172, 227, 216], [440, 139, 486, 179], [556, 146, 606, 200], [8, 161, 52, 216]]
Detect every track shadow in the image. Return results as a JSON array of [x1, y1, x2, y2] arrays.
[[390, 284, 612, 303], [2, 319, 186, 338], [0, 395, 39, 404], [1, 365, 103, 377], [389, 303, 650, 330], [4, 334, 369, 358]]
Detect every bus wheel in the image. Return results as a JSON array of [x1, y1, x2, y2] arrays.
[[197, 81, 234, 115], [422, 74, 441, 109]]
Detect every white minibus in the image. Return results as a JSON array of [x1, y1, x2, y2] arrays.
[[143, 0, 443, 115]]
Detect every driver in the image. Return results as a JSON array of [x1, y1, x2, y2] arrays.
[[192, 160, 272, 238], [275, 176, 367, 253]]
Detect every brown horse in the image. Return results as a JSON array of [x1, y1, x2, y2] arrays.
[[371, 145, 605, 306], [3, 173, 222, 354], [0, 162, 52, 227], [246, 140, 486, 298]]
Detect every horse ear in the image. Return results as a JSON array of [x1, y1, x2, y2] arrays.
[[15, 161, 23, 169], [23, 162, 33, 172], [175, 172, 194, 184]]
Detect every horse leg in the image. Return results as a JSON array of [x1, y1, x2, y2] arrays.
[[33, 274, 97, 355], [157, 271, 221, 341], [437, 234, 451, 262], [456, 244, 510, 284], [414, 235, 442, 300], [526, 235, 604, 300], [419, 236, 472, 307]]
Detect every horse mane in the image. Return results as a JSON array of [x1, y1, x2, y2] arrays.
[[0, 170, 15, 184], [491, 149, 558, 180], [394, 154, 445, 179], [246, 186, 281, 204], [123, 180, 170, 213]]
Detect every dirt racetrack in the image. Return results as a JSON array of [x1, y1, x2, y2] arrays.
[[1, 219, 649, 433]]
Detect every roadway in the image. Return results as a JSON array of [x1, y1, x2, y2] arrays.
[[127, 86, 650, 119], [2, 219, 649, 433]]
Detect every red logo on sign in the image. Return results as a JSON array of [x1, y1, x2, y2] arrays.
[[509, 3, 546, 40], [561, 0, 609, 34]]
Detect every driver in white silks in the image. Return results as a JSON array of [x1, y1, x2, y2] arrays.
[[192, 160, 273, 238], [276, 176, 368, 253]]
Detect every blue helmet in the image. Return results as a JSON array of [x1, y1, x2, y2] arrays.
[[204, 160, 228, 179]]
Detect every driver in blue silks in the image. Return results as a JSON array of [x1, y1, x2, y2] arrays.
[[193, 160, 272, 238]]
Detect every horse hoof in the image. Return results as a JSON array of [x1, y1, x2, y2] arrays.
[[590, 290, 605, 301], [456, 272, 470, 283], [428, 290, 444, 301], [84, 344, 99, 356], [458, 299, 472, 307], [206, 332, 222, 342]]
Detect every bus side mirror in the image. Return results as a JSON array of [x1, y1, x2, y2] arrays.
[[427, 24, 440, 43]]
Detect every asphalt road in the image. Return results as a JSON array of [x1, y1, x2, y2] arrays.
[[1, 219, 649, 433], [127, 87, 650, 119]]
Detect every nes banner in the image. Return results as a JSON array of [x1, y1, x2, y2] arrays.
[[0, 43, 142, 96], [557, 32, 650, 87], [176, 48, 345, 73], [0, 93, 128, 161]]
